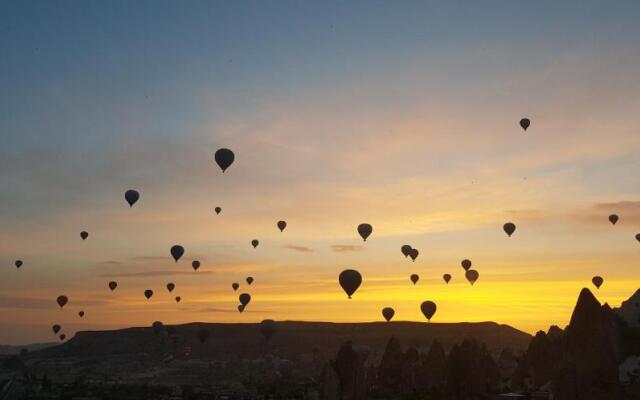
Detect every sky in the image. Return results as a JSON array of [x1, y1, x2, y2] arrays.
[[1, 0, 640, 345]]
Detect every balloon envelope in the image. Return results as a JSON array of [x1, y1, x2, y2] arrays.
[[251, 239, 259, 248], [592, 276, 604, 289], [125, 190, 140, 207], [52, 325, 61, 334], [175, 296, 181, 303], [78, 311, 84, 317], [214, 206, 222, 214], [232, 283, 239, 291], [339, 269, 362, 299], [59, 334, 66, 341], [409, 248, 419, 261], [144, 289, 153, 299], [239, 293, 251, 306], [443, 274, 452, 284], [609, 214, 619, 225], [15, 260, 22, 268], [238, 304, 245, 313], [636, 233, 640, 243], [80, 231, 88, 240], [357, 223, 372, 241], [503, 222, 516, 237], [152, 321, 164, 336], [167, 283, 175, 292], [410, 274, 419, 285], [519, 118, 531, 131], [192, 260, 200, 271], [465, 269, 479, 285], [56, 295, 68, 308], [382, 307, 395, 322], [246, 277, 254, 285], [277, 220, 287, 232], [420, 301, 437, 321], [260, 319, 277, 341], [401, 245, 412, 258], [461, 259, 472, 271], [170, 245, 184, 262], [108, 281, 117, 291], [214, 148, 235, 172]]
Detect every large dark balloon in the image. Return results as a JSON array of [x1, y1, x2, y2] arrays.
[[78, 311, 84, 318], [232, 282, 240, 291], [636, 233, 640, 243], [125, 190, 140, 207], [59, 334, 66, 341], [238, 304, 245, 313], [408, 248, 419, 261], [197, 326, 210, 344], [609, 214, 619, 225], [170, 245, 184, 262], [357, 223, 372, 241], [214, 207, 222, 215], [192, 260, 200, 271], [167, 283, 175, 293], [592, 276, 604, 289], [246, 277, 254, 285], [56, 295, 68, 308], [239, 293, 251, 306], [152, 321, 164, 336], [251, 239, 259, 248], [277, 220, 287, 232], [15, 260, 23, 269], [108, 281, 118, 291], [260, 319, 277, 341], [401, 245, 412, 258], [420, 301, 437, 321], [519, 118, 531, 131], [339, 269, 362, 299], [410, 274, 419, 285], [214, 148, 235, 172], [175, 296, 181, 303], [144, 289, 153, 300], [461, 259, 472, 271], [382, 307, 395, 322], [443, 274, 452, 284], [465, 269, 479, 285], [52, 325, 61, 334], [80, 231, 88, 240], [503, 222, 516, 237]]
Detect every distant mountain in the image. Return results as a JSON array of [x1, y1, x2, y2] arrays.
[[0, 342, 57, 355], [615, 288, 640, 328]]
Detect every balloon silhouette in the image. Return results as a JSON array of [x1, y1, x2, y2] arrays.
[[519, 118, 531, 131], [214, 207, 222, 215], [125, 190, 140, 207], [239, 293, 251, 306], [170, 245, 184, 262], [59, 334, 66, 341], [461, 259, 472, 271], [410, 274, 419, 285], [277, 220, 287, 232], [214, 148, 235, 172], [339, 269, 362, 299], [56, 295, 68, 308], [192, 260, 200, 271], [260, 319, 277, 341], [592, 276, 604, 289], [636, 233, 640, 243], [420, 301, 437, 321], [197, 327, 209, 344], [382, 307, 395, 322], [443, 274, 452, 284], [52, 325, 61, 334], [401, 245, 412, 258], [465, 269, 479, 285], [251, 239, 259, 248], [246, 277, 254, 285], [503, 222, 516, 237], [80, 231, 88, 240], [232, 283, 239, 291], [167, 283, 175, 293], [238, 304, 245, 313], [408, 248, 419, 261], [78, 311, 84, 318], [152, 321, 164, 336], [144, 289, 153, 300], [609, 214, 619, 225], [175, 296, 181, 303], [15, 260, 22, 269], [357, 223, 372, 241], [108, 281, 118, 291]]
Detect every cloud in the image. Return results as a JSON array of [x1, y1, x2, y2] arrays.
[[283, 244, 314, 253], [331, 245, 364, 253], [100, 270, 216, 278], [97, 260, 121, 265]]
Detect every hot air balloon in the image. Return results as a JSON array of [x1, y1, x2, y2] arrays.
[[636, 233, 640, 243], [251, 239, 259, 248], [232, 283, 239, 291], [465, 269, 479, 285], [152, 321, 164, 336], [410, 274, 419, 285], [125, 189, 140, 207], [277, 220, 287, 232], [167, 283, 175, 293], [56, 295, 68, 308], [592, 276, 604, 289], [175, 296, 181, 303], [15, 260, 22, 269], [108, 281, 117, 291], [246, 277, 254, 285], [144, 289, 153, 300], [59, 334, 66, 341], [80, 231, 89, 240], [52, 325, 61, 334], [214, 148, 235, 172], [238, 304, 245, 313], [170, 245, 184, 262], [239, 293, 251, 306], [401, 245, 412, 258], [357, 223, 372, 241], [382, 307, 395, 322], [409, 248, 419, 261], [214, 207, 222, 215], [461, 259, 472, 271], [420, 301, 437, 321], [609, 214, 619, 225], [339, 269, 362, 299], [503, 222, 516, 237], [443, 274, 451, 284], [192, 260, 200, 271], [260, 319, 277, 341], [78, 311, 84, 318], [197, 326, 210, 343], [519, 118, 531, 131]]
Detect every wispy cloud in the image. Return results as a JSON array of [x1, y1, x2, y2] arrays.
[[331, 245, 364, 253], [100, 270, 216, 278], [284, 244, 314, 253]]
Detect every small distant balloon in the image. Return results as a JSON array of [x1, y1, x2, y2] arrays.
[[609, 214, 619, 225], [246, 277, 254, 285], [59, 334, 66, 341], [339, 269, 362, 299], [167, 283, 175, 293], [78, 311, 84, 318], [461, 259, 472, 271], [401, 245, 412, 258], [52, 325, 61, 334], [636, 233, 640, 243], [410, 274, 419, 285], [503, 222, 516, 237], [214, 148, 235, 173], [232, 282, 239, 291], [170, 245, 184, 262], [108, 281, 118, 291], [214, 207, 222, 215], [251, 239, 259, 248], [56, 295, 68, 308], [239, 293, 251, 306], [152, 321, 164, 336], [125, 190, 140, 207], [420, 301, 437, 321], [382, 307, 395, 322], [175, 296, 181, 303], [80, 231, 89, 240], [238, 304, 245, 313], [357, 223, 372, 241], [260, 319, 277, 341], [409, 248, 419, 261], [192, 260, 200, 271], [443, 274, 452, 284], [277, 220, 287, 232], [519, 118, 531, 131], [144, 289, 153, 300], [465, 269, 479, 285], [15, 260, 23, 269], [592, 276, 604, 289]]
